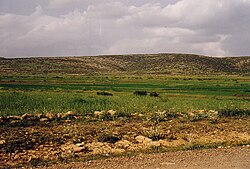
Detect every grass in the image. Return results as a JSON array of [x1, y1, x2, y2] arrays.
[[0, 75, 249, 116]]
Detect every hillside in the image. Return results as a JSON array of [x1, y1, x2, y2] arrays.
[[0, 54, 250, 75]]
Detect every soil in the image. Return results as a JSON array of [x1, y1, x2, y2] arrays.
[[0, 114, 250, 168], [40, 146, 250, 169]]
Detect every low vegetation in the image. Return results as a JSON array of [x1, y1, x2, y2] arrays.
[[0, 54, 250, 75], [0, 75, 249, 116]]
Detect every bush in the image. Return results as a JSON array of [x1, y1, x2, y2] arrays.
[[97, 91, 113, 96], [143, 127, 165, 141], [150, 92, 159, 97], [218, 109, 250, 117], [97, 133, 121, 143], [134, 91, 147, 96]]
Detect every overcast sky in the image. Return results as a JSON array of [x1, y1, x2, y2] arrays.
[[1, 0, 250, 58]]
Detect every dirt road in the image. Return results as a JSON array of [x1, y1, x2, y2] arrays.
[[41, 146, 250, 169]]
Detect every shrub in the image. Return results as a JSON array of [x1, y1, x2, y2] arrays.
[[143, 127, 165, 141], [134, 91, 147, 96], [218, 109, 250, 117], [97, 91, 113, 96], [150, 92, 159, 97], [97, 133, 121, 143]]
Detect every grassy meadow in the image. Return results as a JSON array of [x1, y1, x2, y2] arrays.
[[0, 75, 249, 116]]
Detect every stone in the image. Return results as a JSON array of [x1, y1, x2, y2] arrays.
[[72, 146, 86, 153], [65, 111, 75, 116], [138, 114, 144, 117], [40, 118, 49, 122], [130, 113, 144, 118], [61, 142, 87, 153], [86, 142, 112, 155], [150, 141, 161, 147], [76, 142, 85, 147], [45, 112, 56, 120], [115, 140, 132, 149], [36, 114, 45, 119], [155, 111, 166, 116], [21, 113, 32, 120], [107, 110, 116, 116], [13, 154, 20, 160], [0, 140, 5, 145], [94, 111, 103, 118], [57, 113, 65, 119], [135, 135, 152, 144], [110, 148, 125, 154], [7, 116, 21, 120], [0, 116, 3, 123], [57, 111, 75, 119], [9, 120, 20, 126]]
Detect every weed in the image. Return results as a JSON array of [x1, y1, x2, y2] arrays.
[[143, 127, 165, 141], [147, 145, 165, 153]]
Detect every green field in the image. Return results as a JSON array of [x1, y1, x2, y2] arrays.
[[0, 75, 249, 116]]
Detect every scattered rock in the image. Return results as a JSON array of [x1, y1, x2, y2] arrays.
[[0, 140, 5, 145], [66, 111, 75, 116], [138, 114, 144, 117], [36, 114, 45, 119], [13, 154, 20, 160], [21, 113, 33, 120], [65, 120, 72, 123], [155, 111, 166, 116], [135, 135, 152, 144], [107, 110, 116, 116], [131, 113, 144, 118], [45, 112, 56, 120], [57, 113, 64, 118], [9, 120, 20, 126], [86, 142, 124, 155], [57, 112, 74, 119], [115, 140, 132, 149], [94, 111, 104, 118], [61, 142, 88, 153], [40, 118, 49, 122], [7, 116, 21, 120], [150, 141, 161, 147]]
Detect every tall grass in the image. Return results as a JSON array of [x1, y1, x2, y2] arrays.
[[1, 75, 249, 116], [0, 91, 249, 116]]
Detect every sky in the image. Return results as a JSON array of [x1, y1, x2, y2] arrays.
[[0, 0, 250, 58]]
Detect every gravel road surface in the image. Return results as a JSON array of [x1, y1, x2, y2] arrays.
[[41, 146, 250, 169]]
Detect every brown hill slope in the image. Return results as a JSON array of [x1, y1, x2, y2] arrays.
[[0, 54, 249, 75]]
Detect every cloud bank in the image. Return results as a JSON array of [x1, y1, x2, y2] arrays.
[[1, 0, 250, 57]]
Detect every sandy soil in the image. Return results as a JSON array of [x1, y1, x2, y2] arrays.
[[40, 146, 250, 169]]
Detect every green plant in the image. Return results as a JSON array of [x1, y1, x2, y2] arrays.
[[143, 127, 165, 141]]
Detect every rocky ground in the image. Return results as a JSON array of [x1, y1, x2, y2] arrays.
[[40, 146, 250, 169], [0, 111, 250, 168]]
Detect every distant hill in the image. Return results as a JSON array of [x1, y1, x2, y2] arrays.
[[0, 54, 249, 76]]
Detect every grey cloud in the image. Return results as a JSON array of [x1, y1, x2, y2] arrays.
[[0, 0, 250, 57]]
